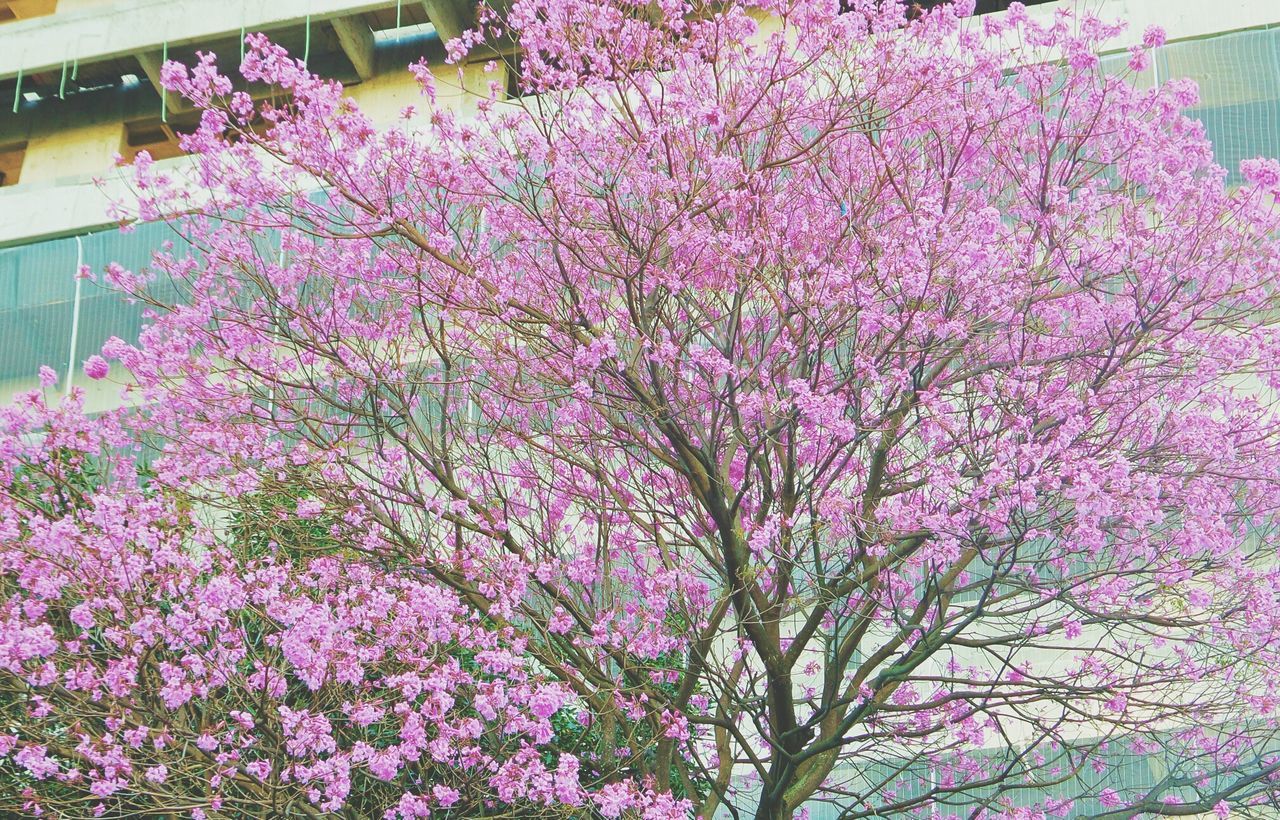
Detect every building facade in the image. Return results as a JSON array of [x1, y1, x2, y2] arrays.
[[0, 0, 490, 407]]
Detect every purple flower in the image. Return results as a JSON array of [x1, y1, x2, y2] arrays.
[[83, 355, 111, 381]]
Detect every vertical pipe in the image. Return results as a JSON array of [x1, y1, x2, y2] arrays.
[[65, 236, 85, 397], [396, 0, 403, 29], [12, 68, 21, 114], [59, 59, 67, 99], [240, 25, 246, 65]]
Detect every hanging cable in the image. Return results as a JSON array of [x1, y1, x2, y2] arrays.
[[303, 15, 311, 67], [161, 41, 168, 122], [12, 67, 21, 114], [59, 59, 68, 100]]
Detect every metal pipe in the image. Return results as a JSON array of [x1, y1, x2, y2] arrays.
[[65, 236, 85, 397]]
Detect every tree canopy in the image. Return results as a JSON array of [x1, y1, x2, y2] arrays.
[[5, 1, 1280, 817]]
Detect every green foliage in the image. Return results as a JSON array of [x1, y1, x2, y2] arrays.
[[227, 468, 343, 562]]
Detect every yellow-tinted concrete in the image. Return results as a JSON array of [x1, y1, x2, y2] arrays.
[[348, 59, 496, 122], [5, 0, 58, 21], [50, 0, 113, 13], [20, 120, 122, 183]]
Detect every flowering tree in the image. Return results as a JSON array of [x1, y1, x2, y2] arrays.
[[6, 0, 1280, 817], [1, 390, 614, 817]]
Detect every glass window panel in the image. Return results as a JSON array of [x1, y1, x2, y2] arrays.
[[1156, 28, 1280, 184], [0, 221, 189, 390], [0, 235, 78, 383]]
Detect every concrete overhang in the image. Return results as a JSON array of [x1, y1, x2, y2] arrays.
[[0, 0, 472, 82]]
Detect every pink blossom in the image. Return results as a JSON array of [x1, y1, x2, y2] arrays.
[[527, 687, 568, 719], [244, 760, 271, 781], [367, 747, 400, 780], [69, 603, 96, 630], [432, 784, 460, 807], [396, 792, 432, 817], [593, 782, 634, 818], [15, 745, 58, 780], [83, 356, 111, 381], [296, 498, 324, 519], [1242, 157, 1280, 190]]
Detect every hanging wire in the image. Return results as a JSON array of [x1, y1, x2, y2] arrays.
[[59, 59, 68, 99], [303, 15, 311, 67], [12, 67, 21, 114], [161, 41, 168, 122], [71, 57, 78, 82], [240, 25, 246, 65], [396, 0, 403, 28]]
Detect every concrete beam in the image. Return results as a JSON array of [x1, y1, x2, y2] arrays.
[[330, 15, 376, 80], [132, 50, 189, 114], [0, 49, 362, 150], [0, 0, 400, 82], [133, 51, 163, 92], [976, 0, 1280, 52], [0, 173, 122, 246], [420, 0, 472, 46]]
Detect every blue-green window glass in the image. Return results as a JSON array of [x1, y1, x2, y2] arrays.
[[1156, 28, 1280, 185], [0, 221, 186, 387]]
